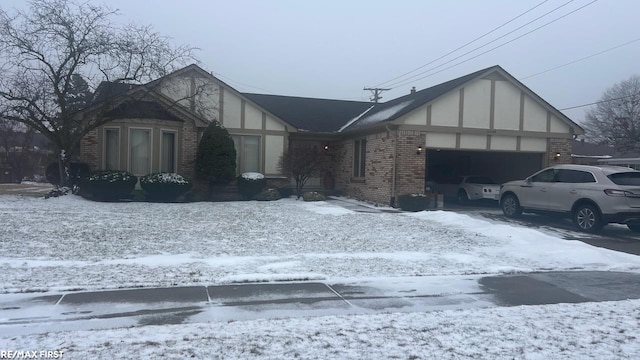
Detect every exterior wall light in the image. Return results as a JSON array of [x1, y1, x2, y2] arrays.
[[554, 152, 561, 161], [417, 145, 423, 155], [323, 144, 329, 151]]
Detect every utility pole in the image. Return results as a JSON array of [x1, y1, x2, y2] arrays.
[[363, 87, 390, 103]]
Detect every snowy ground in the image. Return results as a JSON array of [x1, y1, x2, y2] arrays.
[[2, 194, 640, 358]]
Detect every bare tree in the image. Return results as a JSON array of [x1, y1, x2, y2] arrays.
[[278, 144, 326, 199], [0, 0, 196, 186], [583, 75, 640, 154]]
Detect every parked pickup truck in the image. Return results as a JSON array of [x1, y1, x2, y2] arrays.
[[456, 176, 501, 203]]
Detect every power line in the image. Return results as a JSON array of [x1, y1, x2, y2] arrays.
[[371, 0, 551, 88], [559, 92, 640, 111], [388, 0, 598, 90], [521, 38, 640, 80]]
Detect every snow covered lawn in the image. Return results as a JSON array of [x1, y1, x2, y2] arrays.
[[1, 194, 640, 293], [3, 194, 640, 358]]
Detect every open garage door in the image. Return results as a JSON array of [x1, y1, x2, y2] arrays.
[[426, 149, 544, 188]]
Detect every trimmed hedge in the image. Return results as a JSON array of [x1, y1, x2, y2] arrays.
[[398, 194, 431, 212], [237, 172, 266, 199], [140, 173, 192, 202], [83, 170, 137, 201], [302, 191, 326, 202], [254, 188, 282, 201], [277, 187, 294, 198]]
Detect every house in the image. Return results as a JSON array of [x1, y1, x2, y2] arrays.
[[571, 139, 615, 165], [79, 64, 584, 206]]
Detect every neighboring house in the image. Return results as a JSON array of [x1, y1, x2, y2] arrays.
[[79, 64, 584, 206], [0, 133, 51, 183], [571, 139, 616, 165], [571, 140, 640, 170]]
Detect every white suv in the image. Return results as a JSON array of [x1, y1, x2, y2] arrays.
[[499, 164, 640, 233]]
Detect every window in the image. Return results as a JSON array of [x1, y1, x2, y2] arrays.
[[231, 135, 261, 173], [353, 139, 366, 178], [530, 168, 555, 182], [130, 129, 151, 175], [608, 172, 640, 186], [104, 128, 119, 170], [555, 170, 596, 183], [161, 131, 177, 173]]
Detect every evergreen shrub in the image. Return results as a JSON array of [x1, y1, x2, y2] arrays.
[[83, 170, 137, 201], [237, 172, 266, 199], [140, 173, 192, 202]]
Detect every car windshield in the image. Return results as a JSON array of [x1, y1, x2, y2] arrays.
[[466, 176, 495, 184], [608, 172, 640, 186]]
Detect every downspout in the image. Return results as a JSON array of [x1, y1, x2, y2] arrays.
[[386, 124, 398, 208]]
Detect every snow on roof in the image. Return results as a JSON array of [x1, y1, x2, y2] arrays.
[[338, 105, 375, 133], [351, 100, 414, 129]]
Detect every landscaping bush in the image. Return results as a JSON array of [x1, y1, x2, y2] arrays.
[[237, 172, 266, 199], [254, 188, 282, 201], [277, 187, 294, 198], [83, 170, 137, 201], [398, 193, 431, 212], [46, 162, 90, 187], [140, 173, 193, 202], [195, 122, 236, 185], [302, 191, 326, 202]]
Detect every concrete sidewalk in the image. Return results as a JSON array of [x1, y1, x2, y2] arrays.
[[2, 271, 640, 336]]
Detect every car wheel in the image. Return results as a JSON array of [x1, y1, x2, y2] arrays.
[[457, 190, 469, 204], [501, 194, 522, 218], [627, 223, 640, 232], [573, 204, 603, 233]]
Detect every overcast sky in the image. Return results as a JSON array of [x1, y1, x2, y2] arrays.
[[4, 0, 639, 125]]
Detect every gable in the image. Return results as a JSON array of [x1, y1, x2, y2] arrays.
[[154, 65, 293, 132], [394, 67, 583, 137]]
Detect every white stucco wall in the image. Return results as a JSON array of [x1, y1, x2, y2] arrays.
[[426, 133, 456, 148], [266, 115, 286, 131], [523, 97, 547, 132], [223, 91, 242, 129], [490, 136, 518, 151], [459, 134, 487, 149], [430, 90, 459, 127], [402, 106, 427, 125], [550, 115, 570, 133], [494, 80, 521, 131], [244, 103, 262, 130], [520, 137, 547, 152], [462, 79, 491, 129]]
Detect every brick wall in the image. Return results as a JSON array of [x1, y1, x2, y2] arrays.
[[181, 121, 200, 178], [80, 128, 98, 170], [332, 130, 426, 206], [548, 138, 572, 166]]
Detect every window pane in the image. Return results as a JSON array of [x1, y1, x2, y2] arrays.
[[105, 129, 119, 170], [359, 140, 366, 177], [608, 172, 640, 186], [130, 129, 150, 175], [231, 135, 241, 174], [243, 136, 260, 173], [161, 132, 176, 173], [353, 140, 360, 176]]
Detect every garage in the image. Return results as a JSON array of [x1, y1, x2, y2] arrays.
[[426, 149, 545, 185]]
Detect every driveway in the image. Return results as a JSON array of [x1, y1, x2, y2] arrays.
[[449, 200, 640, 256]]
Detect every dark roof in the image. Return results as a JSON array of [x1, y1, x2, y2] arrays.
[[92, 81, 140, 104], [343, 66, 497, 131], [242, 93, 373, 132], [105, 101, 183, 121], [571, 140, 616, 157]]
